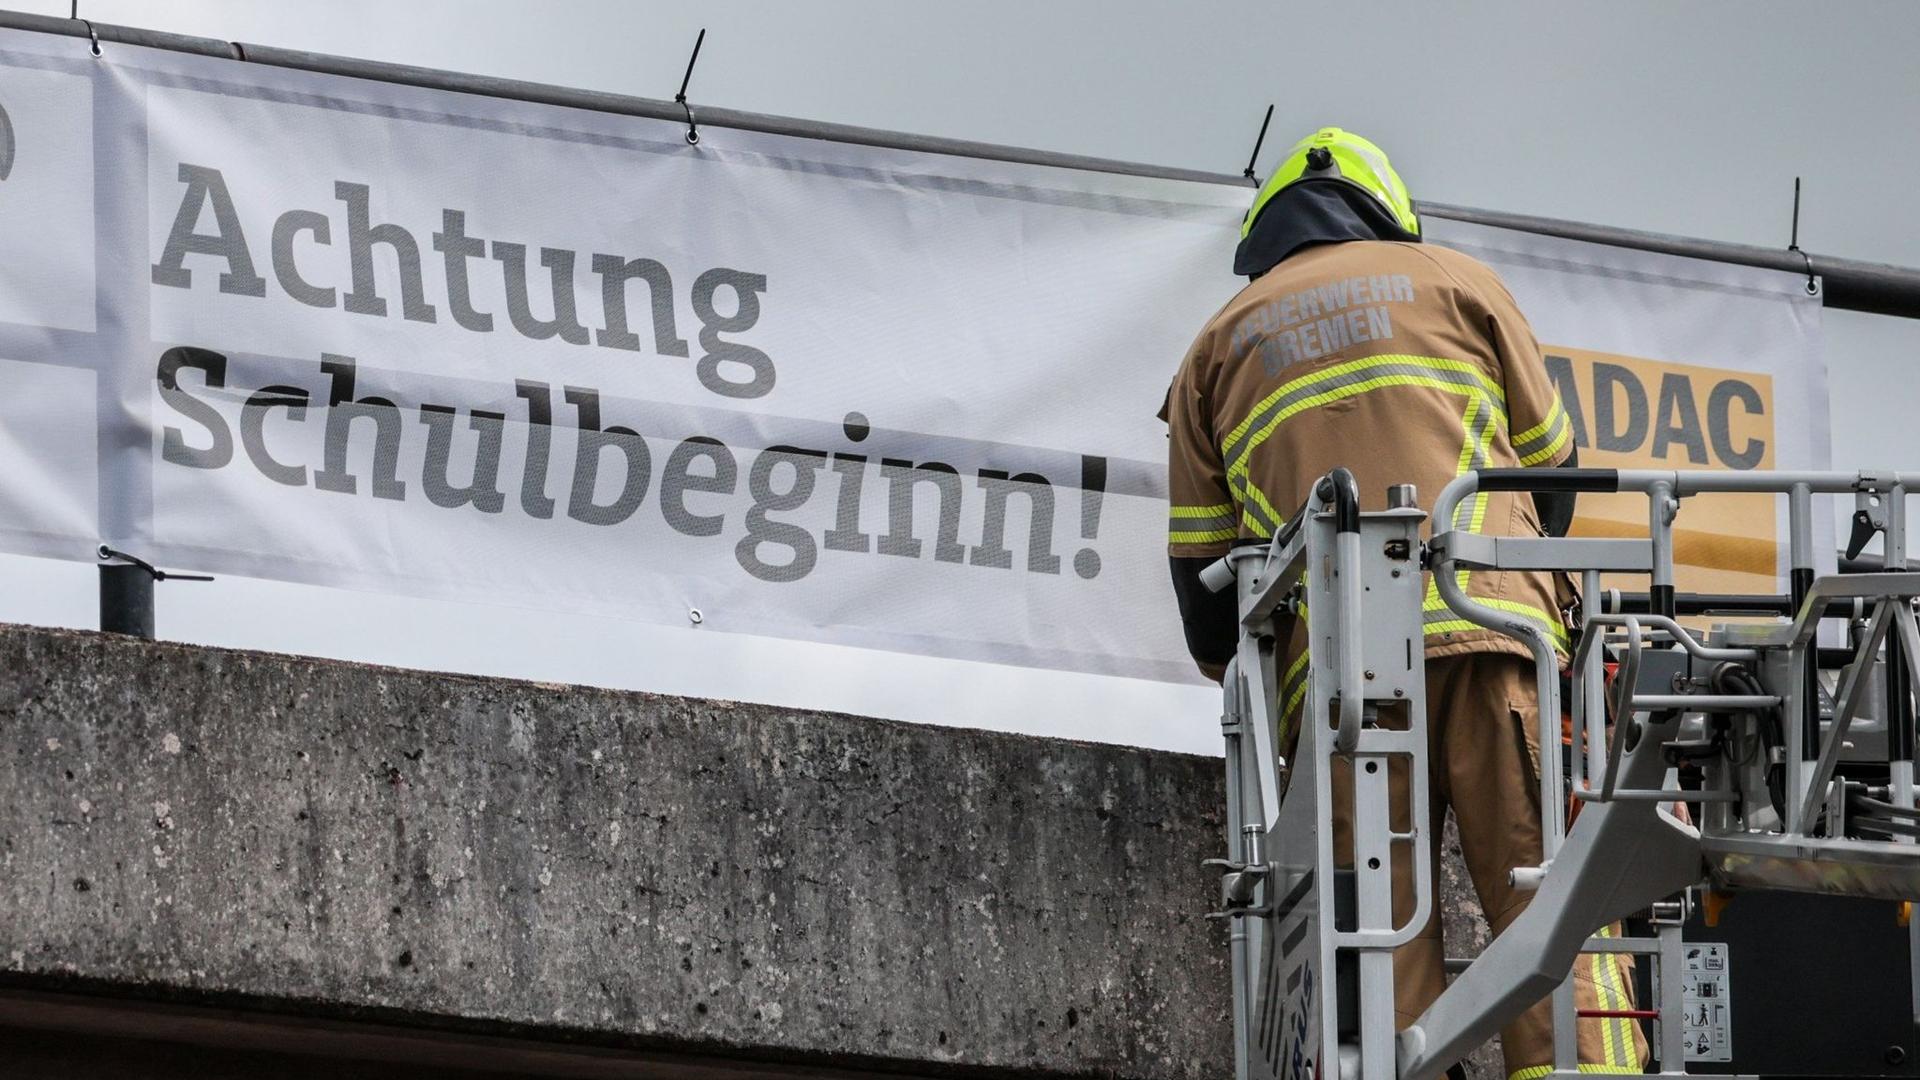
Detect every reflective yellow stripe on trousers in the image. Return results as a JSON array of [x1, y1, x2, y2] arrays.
[[1505, 926, 1640, 1079], [1508, 1066, 1641, 1080], [1589, 925, 1636, 1072]]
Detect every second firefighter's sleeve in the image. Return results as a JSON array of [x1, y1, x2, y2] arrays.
[[1161, 357, 1238, 681]]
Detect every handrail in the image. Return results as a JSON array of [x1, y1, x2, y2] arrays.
[[1430, 471, 1567, 855], [1319, 469, 1365, 753], [1584, 614, 1758, 663]]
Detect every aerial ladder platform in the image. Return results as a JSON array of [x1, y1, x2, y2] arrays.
[[1206, 466, 1920, 1080]]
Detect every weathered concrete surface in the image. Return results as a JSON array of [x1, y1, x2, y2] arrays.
[[0, 625, 1230, 1077]]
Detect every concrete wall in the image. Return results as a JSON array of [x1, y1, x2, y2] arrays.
[[0, 625, 1233, 1078]]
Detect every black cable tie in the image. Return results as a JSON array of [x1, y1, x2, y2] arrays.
[[674, 28, 706, 146], [97, 545, 214, 583], [71, 1, 100, 56], [1242, 103, 1274, 183], [1787, 176, 1816, 295]]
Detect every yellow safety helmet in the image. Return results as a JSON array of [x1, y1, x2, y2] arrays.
[[1242, 127, 1419, 240]]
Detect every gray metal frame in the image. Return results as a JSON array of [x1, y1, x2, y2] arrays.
[[1211, 476, 1431, 1080], [1213, 468, 1920, 1080]]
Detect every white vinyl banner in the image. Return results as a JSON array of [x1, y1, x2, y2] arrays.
[[0, 29, 1828, 687]]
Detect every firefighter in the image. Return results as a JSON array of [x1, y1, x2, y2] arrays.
[[1161, 127, 1644, 1078]]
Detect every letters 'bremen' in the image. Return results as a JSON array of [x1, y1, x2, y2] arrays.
[[150, 163, 778, 400]]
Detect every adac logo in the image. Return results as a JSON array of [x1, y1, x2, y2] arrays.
[[0, 99, 13, 181]]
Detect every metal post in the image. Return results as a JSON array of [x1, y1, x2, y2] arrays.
[[1878, 487, 1920, 1029], [1788, 482, 1815, 609], [1352, 717, 1396, 1080], [1583, 570, 1606, 796], [1551, 977, 1578, 1075], [1647, 479, 1677, 620], [1885, 486, 1912, 804], [1220, 662, 1254, 1080], [1788, 483, 1816, 832], [97, 563, 154, 639], [1657, 915, 1687, 1072]]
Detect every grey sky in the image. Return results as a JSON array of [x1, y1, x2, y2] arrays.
[[2, 0, 1916, 752]]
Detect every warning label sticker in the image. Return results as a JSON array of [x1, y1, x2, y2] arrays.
[[1682, 942, 1732, 1063]]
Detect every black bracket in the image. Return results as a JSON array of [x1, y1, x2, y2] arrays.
[[1204, 903, 1276, 921], [1846, 479, 1895, 561], [1847, 510, 1884, 562], [674, 28, 706, 145], [1202, 856, 1274, 919], [97, 544, 213, 583]]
